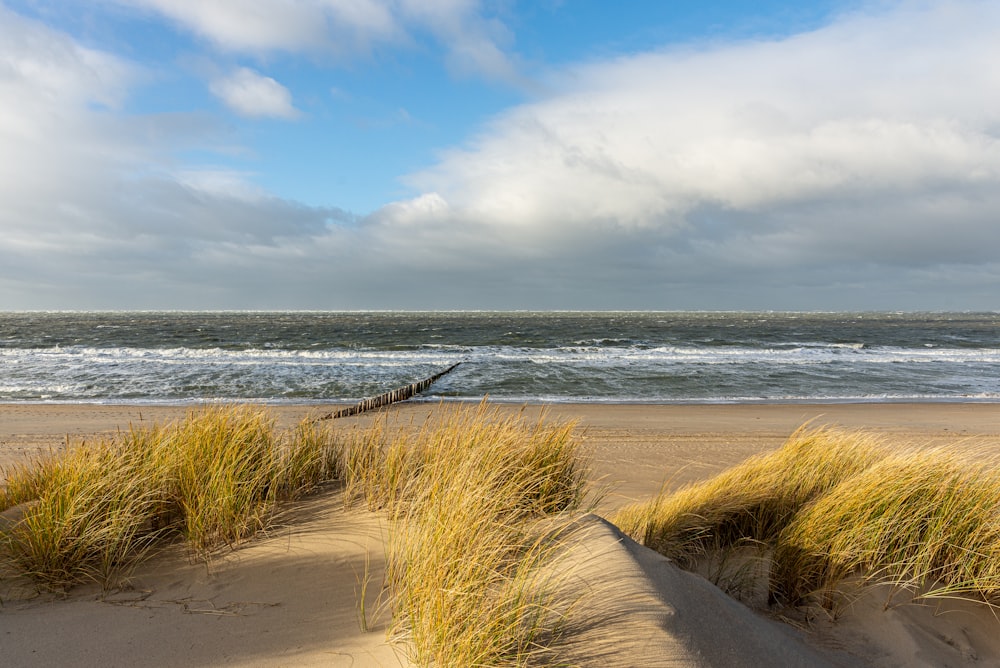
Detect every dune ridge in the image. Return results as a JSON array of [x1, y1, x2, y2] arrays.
[[3, 401, 1000, 666]]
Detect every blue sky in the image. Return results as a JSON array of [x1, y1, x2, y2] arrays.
[[2, 0, 999, 310]]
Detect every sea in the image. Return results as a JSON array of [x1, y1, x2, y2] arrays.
[[1, 311, 999, 405]]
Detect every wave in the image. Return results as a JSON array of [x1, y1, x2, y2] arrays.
[[5, 342, 1000, 367], [4, 342, 1000, 403]]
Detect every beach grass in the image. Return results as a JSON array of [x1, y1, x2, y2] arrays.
[[613, 426, 1000, 609], [0, 405, 342, 587], [0, 435, 162, 588], [1, 402, 591, 665], [774, 445, 1000, 606], [338, 401, 590, 665]]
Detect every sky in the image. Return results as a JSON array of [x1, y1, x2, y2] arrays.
[[1, 0, 999, 311]]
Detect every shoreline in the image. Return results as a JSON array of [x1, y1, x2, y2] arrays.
[[5, 400, 1000, 505], [7, 396, 1000, 407]]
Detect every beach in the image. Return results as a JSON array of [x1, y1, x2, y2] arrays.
[[6, 401, 1000, 507], [3, 401, 1000, 666]]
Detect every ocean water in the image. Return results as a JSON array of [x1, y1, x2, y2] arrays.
[[1, 311, 999, 404]]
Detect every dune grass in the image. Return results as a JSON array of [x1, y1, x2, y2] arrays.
[[614, 426, 1000, 610], [774, 446, 1000, 606], [613, 426, 888, 570], [338, 402, 590, 666], [1, 435, 163, 588], [1, 401, 592, 665], [0, 405, 342, 588]]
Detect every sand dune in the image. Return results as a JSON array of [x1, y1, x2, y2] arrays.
[[3, 402, 1000, 666], [2, 489, 403, 667]]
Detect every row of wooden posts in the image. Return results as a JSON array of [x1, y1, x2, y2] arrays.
[[316, 362, 462, 421]]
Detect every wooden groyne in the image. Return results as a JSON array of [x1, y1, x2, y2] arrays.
[[316, 362, 462, 421]]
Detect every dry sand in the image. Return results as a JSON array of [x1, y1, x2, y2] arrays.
[[3, 401, 1000, 666]]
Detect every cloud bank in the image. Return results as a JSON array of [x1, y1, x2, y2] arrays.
[[2, 1, 999, 309], [371, 0, 1000, 308]]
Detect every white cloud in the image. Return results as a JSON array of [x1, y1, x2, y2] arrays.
[[124, 0, 397, 53], [209, 67, 300, 119], [396, 0, 519, 83], [381, 0, 1000, 284], [0, 12, 134, 111], [4, 1, 1000, 310], [0, 8, 341, 308], [119, 0, 518, 82]]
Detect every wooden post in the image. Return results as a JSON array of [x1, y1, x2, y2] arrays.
[[316, 362, 462, 421]]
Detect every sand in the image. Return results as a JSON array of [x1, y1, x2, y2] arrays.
[[3, 401, 1000, 666]]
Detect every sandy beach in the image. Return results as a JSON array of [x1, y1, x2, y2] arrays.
[[3, 401, 1000, 666]]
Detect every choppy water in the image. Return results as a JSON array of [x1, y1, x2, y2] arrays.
[[1, 311, 999, 404]]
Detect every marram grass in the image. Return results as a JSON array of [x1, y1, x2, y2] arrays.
[[614, 426, 1000, 609], [1, 437, 162, 587], [1, 405, 342, 588], [613, 426, 888, 569], [774, 446, 1000, 605], [1, 402, 592, 666], [338, 402, 590, 666]]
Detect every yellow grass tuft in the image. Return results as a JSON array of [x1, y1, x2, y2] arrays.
[[615, 425, 1000, 610], [1, 438, 162, 587], [339, 401, 590, 665], [0, 405, 343, 588], [774, 446, 1000, 606], [613, 426, 887, 569], [2, 401, 593, 664]]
